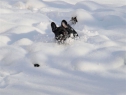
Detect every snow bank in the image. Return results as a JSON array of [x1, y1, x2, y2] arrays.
[[0, 0, 126, 95], [0, 46, 26, 65], [71, 9, 94, 22]]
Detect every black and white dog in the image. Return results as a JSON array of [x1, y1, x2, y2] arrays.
[[51, 19, 78, 43]]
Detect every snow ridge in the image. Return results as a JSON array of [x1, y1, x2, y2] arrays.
[[0, 0, 126, 95]]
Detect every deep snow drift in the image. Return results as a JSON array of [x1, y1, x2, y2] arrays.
[[0, 0, 126, 95]]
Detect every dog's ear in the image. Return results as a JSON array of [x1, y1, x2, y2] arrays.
[[51, 22, 57, 32], [61, 20, 68, 28]]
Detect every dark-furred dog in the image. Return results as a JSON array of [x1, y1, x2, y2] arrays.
[[51, 20, 78, 43]]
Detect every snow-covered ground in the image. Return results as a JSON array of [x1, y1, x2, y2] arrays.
[[0, 0, 126, 95]]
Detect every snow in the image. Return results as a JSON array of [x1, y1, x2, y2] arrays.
[[0, 0, 126, 95]]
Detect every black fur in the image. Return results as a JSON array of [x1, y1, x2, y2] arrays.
[[61, 20, 78, 37], [34, 63, 40, 67], [51, 22, 68, 43]]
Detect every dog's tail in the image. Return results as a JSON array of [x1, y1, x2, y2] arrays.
[[69, 16, 78, 25]]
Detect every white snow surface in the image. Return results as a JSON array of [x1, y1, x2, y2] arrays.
[[0, 0, 126, 95]]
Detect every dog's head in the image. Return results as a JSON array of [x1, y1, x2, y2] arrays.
[[51, 21, 68, 40]]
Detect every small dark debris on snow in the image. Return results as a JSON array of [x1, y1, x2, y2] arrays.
[[34, 63, 40, 67]]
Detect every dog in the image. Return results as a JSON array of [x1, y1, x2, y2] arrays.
[[51, 20, 78, 43]]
